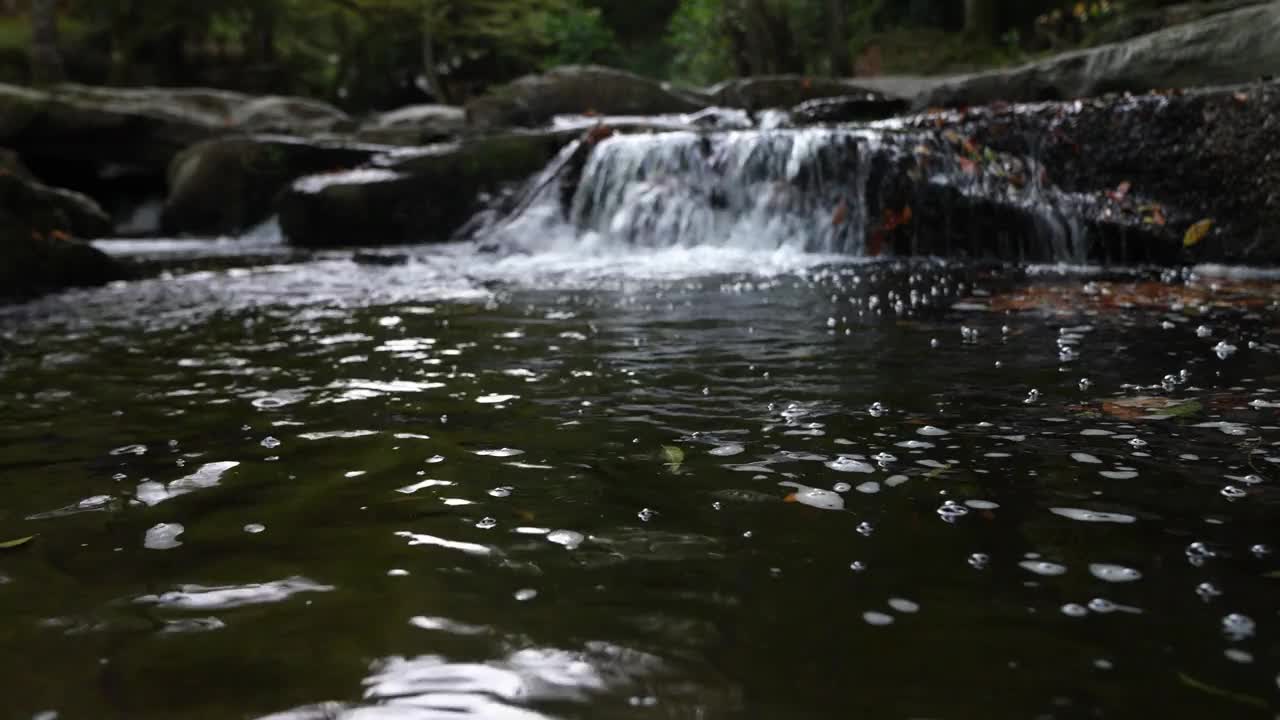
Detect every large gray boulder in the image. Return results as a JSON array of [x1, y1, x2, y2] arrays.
[[280, 130, 577, 247], [163, 135, 388, 236], [356, 104, 467, 145], [709, 75, 906, 111], [466, 66, 710, 130], [919, 3, 1280, 108], [0, 159, 124, 300], [0, 83, 351, 175]]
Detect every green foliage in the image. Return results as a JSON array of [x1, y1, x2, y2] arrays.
[[543, 3, 621, 68], [666, 0, 732, 84]]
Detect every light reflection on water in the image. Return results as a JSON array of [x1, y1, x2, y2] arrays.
[[0, 244, 1278, 718]]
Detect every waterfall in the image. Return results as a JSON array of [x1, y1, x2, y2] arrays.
[[479, 122, 1136, 265], [490, 128, 871, 256]]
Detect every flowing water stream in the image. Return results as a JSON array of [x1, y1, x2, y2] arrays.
[[1, 127, 1278, 719]]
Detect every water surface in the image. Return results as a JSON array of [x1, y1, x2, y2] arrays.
[[1, 243, 1277, 719]]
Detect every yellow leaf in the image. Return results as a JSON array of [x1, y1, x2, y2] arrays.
[[1183, 219, 1213, 248]]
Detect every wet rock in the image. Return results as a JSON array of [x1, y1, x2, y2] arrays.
[[888, 81, 1280, 264], [790, 94, 911, 124], [709, 76, 902, 111], [356, 104, 466, 145], [280, 130, 576, 247], [0, 168, 125, 300], [919, 3, 1280, 108], [0, 83, 350, 175], [465, 65, 709, 130], [163, 135, 386, 236]]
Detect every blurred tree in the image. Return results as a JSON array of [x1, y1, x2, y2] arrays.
[[29, 0, 66, 84]]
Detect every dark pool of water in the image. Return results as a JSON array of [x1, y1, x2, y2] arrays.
[[1, 246, 1277, 719]]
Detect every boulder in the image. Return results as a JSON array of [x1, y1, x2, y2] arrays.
[[708, 76, 903, 111], [465, 65, 710, 130], [919, 3, 1280, 108], [0, 83, 350, 175], [280, 130, 577, 247], [0, 167, 124, 300], [885, 81, 1280, 264], [163, 135, 387, 236], [356, 104, 466, 145]]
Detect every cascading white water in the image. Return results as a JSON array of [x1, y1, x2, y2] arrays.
[[493, 128, 873, 256]]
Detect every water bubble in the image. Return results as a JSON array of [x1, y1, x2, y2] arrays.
[[110, 444, 147, 456], [965, 500, 1000, 510], [968, 553, 990, 570], [855, 482, 881, 495], [1224, 649, 1254, 664], [1196, 582, 1223, 601], [826, 457, 875, 473], [1196, 325, 1213, 338], [387, 569, 409, 577], [1161, 375, 1178, 391], [868, 402, 887, 418], [850, 561, 866, 572], [1220, 486, 1247, 500], [1020, 561, 1068, 577], [873, 452, 897, 464], [937, 501, 969, 522], [1050, 508, 1136, 524], [1186, 542, 1217, 567], [243, 523, 266, 534], [856, 522, 874, 537], [547, 530, 585, 550], [863, 611, 895, 626], [1079, 378, 1092, 391], [475, 517, 498, 530], [1087, 598, 1117, 614], [1089, 564, 1142, 583], [833, 482, 852, 493], [1061, 603, 1089, 617], [514, 588, 538, 602], [710, 444, 744, 457], [888, 598, 920, 614], [930, 338, 940, 349], [1024, 389, 1041, 404], [1222, 613, 1256, 641], [1250, 544, 1271, 558], [1213, 341, 1238, 359], [1128, 438, 1147, 449], [637, 508, 657, 522], [488, 487, 513, 498], [260, 436, 280, 449], [918, 426, 950, 437]]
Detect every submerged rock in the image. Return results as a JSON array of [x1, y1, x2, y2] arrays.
[[466, 65, 709, 130], [163, 135, 388, 236], [0, 165, 125, 300], [919, 3, 1280, 108], [279, 130, 576, 247]]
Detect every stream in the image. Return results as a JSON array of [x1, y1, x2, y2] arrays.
[[1, 234, 1278, 718]]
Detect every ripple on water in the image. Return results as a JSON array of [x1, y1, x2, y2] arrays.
[[135, 576, 334, 610], [1050, 507, 1137, 524], [136, 461, 240, 506]]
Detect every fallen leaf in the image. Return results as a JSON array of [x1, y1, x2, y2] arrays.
[[661, 445, 685, 469], [1184, 219, 1213, 248], [0, 535, 35, 550]]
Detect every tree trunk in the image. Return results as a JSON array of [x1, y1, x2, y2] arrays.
[[29, 0, 66, 85], [420, 16, 451, 103], [827, 0, 852, 76], [964, 0, 998, 40]]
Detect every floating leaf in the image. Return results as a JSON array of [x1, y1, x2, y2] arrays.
[[1101, 396, 1202, 420], [1177, 672, 1267, 709], [661, 445, 685, 468], [1184, 219, 1214, 248], [0, 535, 35, 550]]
